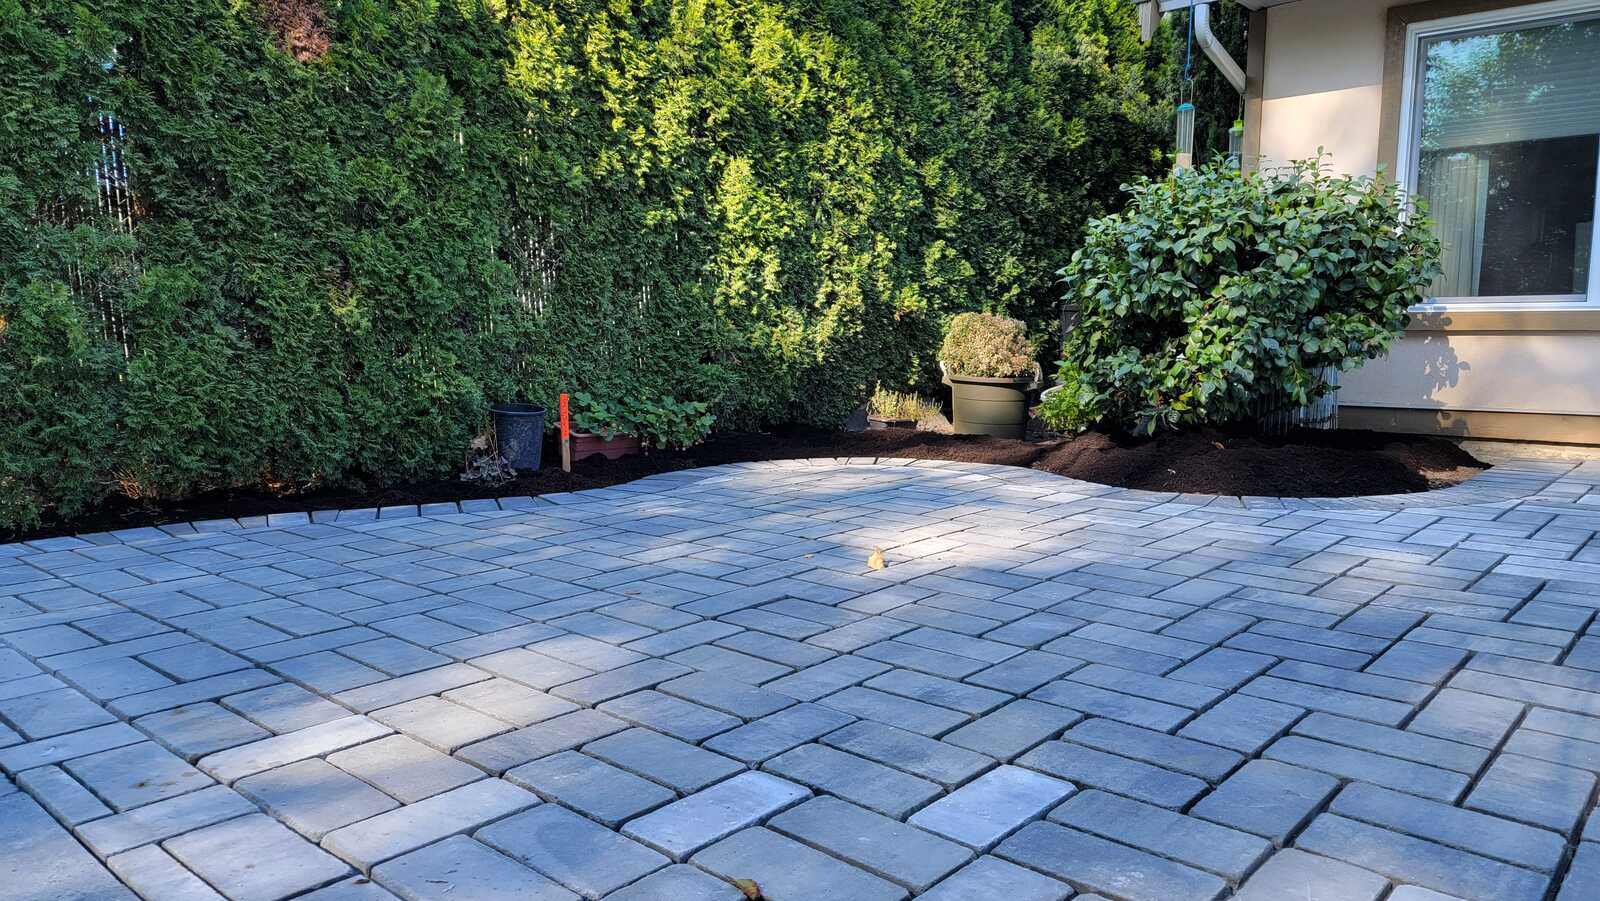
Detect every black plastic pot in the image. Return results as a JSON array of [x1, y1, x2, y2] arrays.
[[491, 403, 546, 470]]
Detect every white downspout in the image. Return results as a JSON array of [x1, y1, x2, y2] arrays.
[[1194, 2, 1246, 95]]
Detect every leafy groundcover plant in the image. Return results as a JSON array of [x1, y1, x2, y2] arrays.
[[1059, 157, 1442, 432], [571, 393, 715, 450]]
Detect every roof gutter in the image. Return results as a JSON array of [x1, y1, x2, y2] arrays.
[[1193, 2, 1247, 94]]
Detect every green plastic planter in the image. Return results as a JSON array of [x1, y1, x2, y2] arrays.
[[944, 371, 1037, 438]]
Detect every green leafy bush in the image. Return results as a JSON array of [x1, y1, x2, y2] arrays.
[[572, 393, 714, 450], [1035, 362, 1092, 433], [1, 0, 1176, 530], [1060, 158, 1441, 432], [939, 313, 1038, 379]]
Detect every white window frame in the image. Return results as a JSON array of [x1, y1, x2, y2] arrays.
[[1395, 0, 1600, 312]]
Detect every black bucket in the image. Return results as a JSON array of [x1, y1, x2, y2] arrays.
[[490, 403, 546, 470]]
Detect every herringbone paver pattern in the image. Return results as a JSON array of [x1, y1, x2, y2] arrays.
[[4, 457, 1600, 900]]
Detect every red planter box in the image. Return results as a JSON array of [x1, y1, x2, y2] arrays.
[[571, 431, 641, 461]]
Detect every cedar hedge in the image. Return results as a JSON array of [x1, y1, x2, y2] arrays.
[[1, 0, 1174, 529]]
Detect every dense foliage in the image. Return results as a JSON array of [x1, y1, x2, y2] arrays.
[[1, 0, 1178, 529], [1036, 361, 1090, 433], [939, 312, 1038, 380], [1060, 159, 1441, 432]]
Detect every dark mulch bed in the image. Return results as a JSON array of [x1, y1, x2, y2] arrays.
[[6, 427, 1485, 543]]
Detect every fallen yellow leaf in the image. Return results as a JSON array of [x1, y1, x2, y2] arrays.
[[867, 547, 886, 570]]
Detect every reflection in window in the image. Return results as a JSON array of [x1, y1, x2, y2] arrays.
[[1413, 14, 1599, 300]]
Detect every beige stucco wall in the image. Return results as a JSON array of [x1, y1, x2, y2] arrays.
[[1259, 0, 1394, 176], [1258, 0, 1600, 429]]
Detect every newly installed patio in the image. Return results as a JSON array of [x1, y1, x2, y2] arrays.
[[4, 459, 1600, 901]]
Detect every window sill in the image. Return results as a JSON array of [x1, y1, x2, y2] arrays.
[[1405, 307, 1600, 332]]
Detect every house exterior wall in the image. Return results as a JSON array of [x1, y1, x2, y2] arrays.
[[1254, 0, 1600, 443]]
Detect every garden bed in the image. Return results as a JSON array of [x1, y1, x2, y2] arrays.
[[6, 428, 1485, 543]]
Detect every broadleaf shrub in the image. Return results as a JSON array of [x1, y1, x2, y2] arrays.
[[1060, 158, 1441, 432], [1036, 362, 1091, 433], [1, 0, 1178, 530]]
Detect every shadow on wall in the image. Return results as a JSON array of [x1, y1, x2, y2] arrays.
[[1341, 322, 1472, 434]]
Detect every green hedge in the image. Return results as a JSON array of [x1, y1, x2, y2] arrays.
[[1, 0, 1173, 529]]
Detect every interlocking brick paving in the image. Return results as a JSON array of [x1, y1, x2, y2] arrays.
[[3, 457, 1600, 900]]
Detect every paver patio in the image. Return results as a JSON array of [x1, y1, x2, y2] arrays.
[[5, 457, 1600, 900]]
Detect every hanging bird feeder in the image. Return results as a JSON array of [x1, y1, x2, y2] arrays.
[[1174, 2, 1199, 171], [1175, 101, 1197, 170]]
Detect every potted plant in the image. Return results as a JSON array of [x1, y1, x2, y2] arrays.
[[570, 392, 717, 460], [866, 385, 937, 430], [571, 393, 644, 460], [939, 312, 1040, 438]]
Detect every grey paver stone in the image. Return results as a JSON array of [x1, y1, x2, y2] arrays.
[[371, 835, 577, 901], [107, 845, 225, 901], [320, 778, 540, 871], [199, 715, 393, 783], [370, 696, 512, 752], [1049, 789, 1272, 881], [623, 771, 810, 859], [456, 709, 628, 775], [1064, 717, 1243, 781], [326, 734, 483, 803], [298, 878, 402, 901], [996, 820, 1226, 901], [63, 741, 213, 811], [909, 764, 1074, 849], [16, 764, 113, 825], [600, 864, 743, 901], [1178, 694, 1304, 754], [164, 813, 352, 901], [940, 698, 1080, 761], [442, 677, 578, 726], [584, 727, 744, 794], [476, 803, 667, 898], [1558, 841, 1600, 901], [135, 702, 271, 760], [77, 784, 259, 857], [703, 702, 856, 763], [505, 750, 674, 827], [768, 796, 972, 891], [1407, 688, 1524, 749], [763, 743, 940, 818], [332, 663, 490, 713], [1189, 758, 1338, 843], [598, 690, 741, 742], [1263, 735, 1469, 802], [919, 856, 1071, 901], [820, 719, 995, 788], [1329, 782, 1565, 873], [656, 671, 795, 718], [1464, 753, 1595, 834], [223, 682, 350, 733], [1296, 814, 1549, 901], [691, 828, 907, 901], [1230, 848, 1386, 901], [236, 758, 400, 839], [0, 792, 136, 900], [1017, 740, 1207, 809], [0, 686, 117, 738]]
